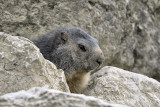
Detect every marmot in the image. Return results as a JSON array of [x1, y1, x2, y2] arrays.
[[33, 26, 104, 93]]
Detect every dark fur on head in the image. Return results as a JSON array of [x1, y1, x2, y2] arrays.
[[33, 26, 104, 93], [33, 26, 104, 76]]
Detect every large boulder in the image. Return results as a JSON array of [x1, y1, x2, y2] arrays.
[[0, 87, 127, 107], [0, 0, 160, 81], [0, 32, 69, 95], [84, 66, 160, 107]]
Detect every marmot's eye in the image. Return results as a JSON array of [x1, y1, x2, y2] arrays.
[[78, 44, 86, 52]]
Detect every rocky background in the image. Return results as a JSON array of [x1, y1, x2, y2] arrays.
[[0, 0, 160, 81], [0, 33, 70, 95], [0, 87, 125, 107], [84, 66, 160, 107], [0, 33, 160, 107], [0, 0, 160, 107]]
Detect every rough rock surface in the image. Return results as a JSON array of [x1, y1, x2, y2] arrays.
[[0, 0, 160, 81], [84, 66, 160, 107], [0, 32, 69, 95], [0, 87, 127, 107]]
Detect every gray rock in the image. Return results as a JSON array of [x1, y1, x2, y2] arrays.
[[0, 87, 127, 107], [0, 32, 70, 95], [84, 66, 160, 107], [0, 0, 160, 81]]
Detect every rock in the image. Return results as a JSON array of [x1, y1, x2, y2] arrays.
[[0, 87, 127, 107], [0, 32, 70, 95], [84, 66, 160, 107], [0, 0, 160, 81]]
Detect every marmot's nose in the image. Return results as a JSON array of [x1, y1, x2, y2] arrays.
[[95, 52, 104, 67], [96, 54, 104, 66], [96, 58, 103, 66], [94, 46, 104, 67]]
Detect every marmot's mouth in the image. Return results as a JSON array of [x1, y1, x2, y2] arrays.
[[86, 63, 101, 71], [86, 66, 96, 71]]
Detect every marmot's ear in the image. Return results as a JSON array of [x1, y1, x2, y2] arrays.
[[61, 31, 68, 44]]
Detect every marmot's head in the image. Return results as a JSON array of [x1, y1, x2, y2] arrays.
[[49, 26, 104, 75], [34, 26, 104, 76]]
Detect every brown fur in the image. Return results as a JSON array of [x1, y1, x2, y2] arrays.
[[33, 26, 104, 93], [66, 71, 90, 93]]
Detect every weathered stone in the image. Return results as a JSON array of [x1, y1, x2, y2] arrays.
[[0, 0, 159, 81], [0, 32, 70, 95], [84, 66, 160, 107], [0, 87, 127, 107]]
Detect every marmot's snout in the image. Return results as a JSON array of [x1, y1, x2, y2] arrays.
[[89, 46, 104, 70], [33, 26, 104, 93], [96, 53, 104, 67], [95, 50, 104, 68]]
